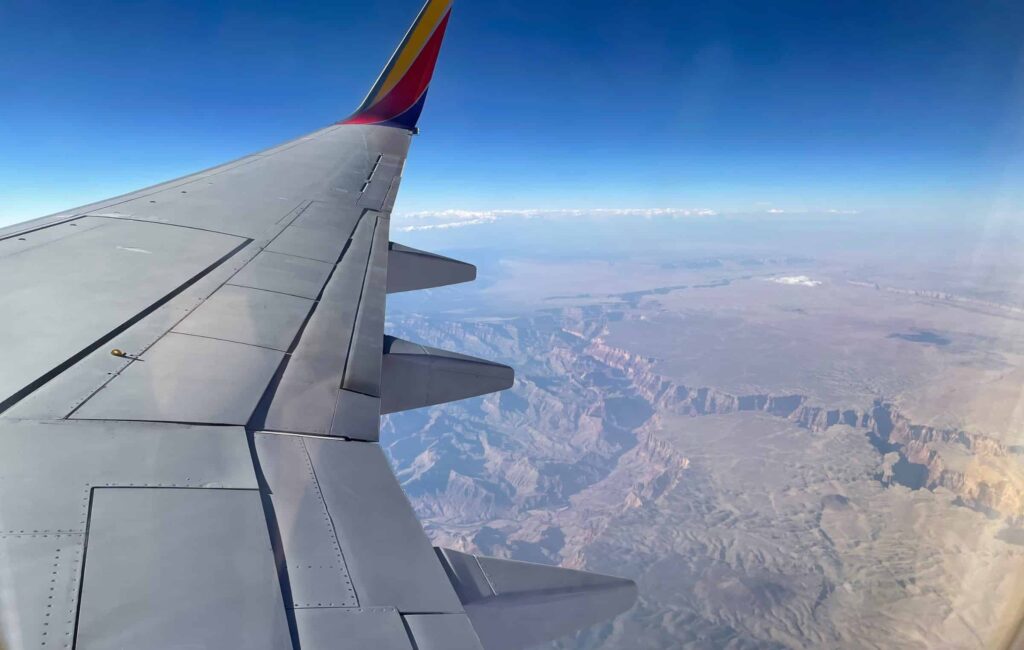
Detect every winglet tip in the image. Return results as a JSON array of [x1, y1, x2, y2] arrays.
[[340, 0, 453, 130]]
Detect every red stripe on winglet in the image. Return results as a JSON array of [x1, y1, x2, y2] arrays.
[[342, 11, 451, 126]]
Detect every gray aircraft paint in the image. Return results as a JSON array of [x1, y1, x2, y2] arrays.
[[0, 7, 636, 649]]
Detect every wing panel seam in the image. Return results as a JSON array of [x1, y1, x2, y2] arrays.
[[0, 238, 253, 417], [0, 215, 88, 243], [299, 436, 361, 607], [247, 211, 366, 432], [339, 215, 380, 388]]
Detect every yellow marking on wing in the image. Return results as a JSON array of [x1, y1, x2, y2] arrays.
[[371, 0, 452, 105]]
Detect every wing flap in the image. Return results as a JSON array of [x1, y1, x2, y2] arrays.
[[253, 433, 359, 609], [340, 213, 390, 397], [294, 608, 413, 650], [257, 435, 465, 613], [403, 614, 484, 650], [329, 388, 381, 441], [254, 211, 384, 438]]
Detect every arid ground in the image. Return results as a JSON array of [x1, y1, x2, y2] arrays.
[[384, 211, 1024, 649]]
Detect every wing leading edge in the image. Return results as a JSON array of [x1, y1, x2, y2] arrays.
[[0, 2, 636, 649]]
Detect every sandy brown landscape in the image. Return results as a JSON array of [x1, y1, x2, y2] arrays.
[[382, 213, 1024, 648]]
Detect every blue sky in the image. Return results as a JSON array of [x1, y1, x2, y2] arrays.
[[1, 0, 1022, 225]]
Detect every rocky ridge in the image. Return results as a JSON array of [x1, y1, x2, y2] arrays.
[[586, 335, 1024, 521], [385, 306, 1024, 556]]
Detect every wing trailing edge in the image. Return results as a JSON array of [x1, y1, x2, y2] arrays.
[[341, 0, 454, 130]]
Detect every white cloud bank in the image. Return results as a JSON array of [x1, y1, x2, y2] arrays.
[[397, 216, 499, 232], [392, 207, 859, 233], [770, 275, 822, 287], [393, 208, 719, 232]]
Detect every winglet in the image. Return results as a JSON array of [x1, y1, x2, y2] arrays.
[[341, 0, 454, 130]]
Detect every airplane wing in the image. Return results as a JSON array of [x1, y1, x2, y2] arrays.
[[0, 1, 636, 649]]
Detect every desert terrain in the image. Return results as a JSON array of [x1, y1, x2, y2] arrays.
[[383, 212, 1024, 648]]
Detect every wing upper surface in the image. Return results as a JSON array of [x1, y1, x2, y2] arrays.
[[0, 2, 636, 648], [0, 125, 407, 423], [0, 123, 497, 650]]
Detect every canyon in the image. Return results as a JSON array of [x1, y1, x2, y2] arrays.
[[374, 210, 1024, 649]]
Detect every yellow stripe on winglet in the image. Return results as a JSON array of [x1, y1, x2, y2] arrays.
[[370, 0, 452, 105]]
